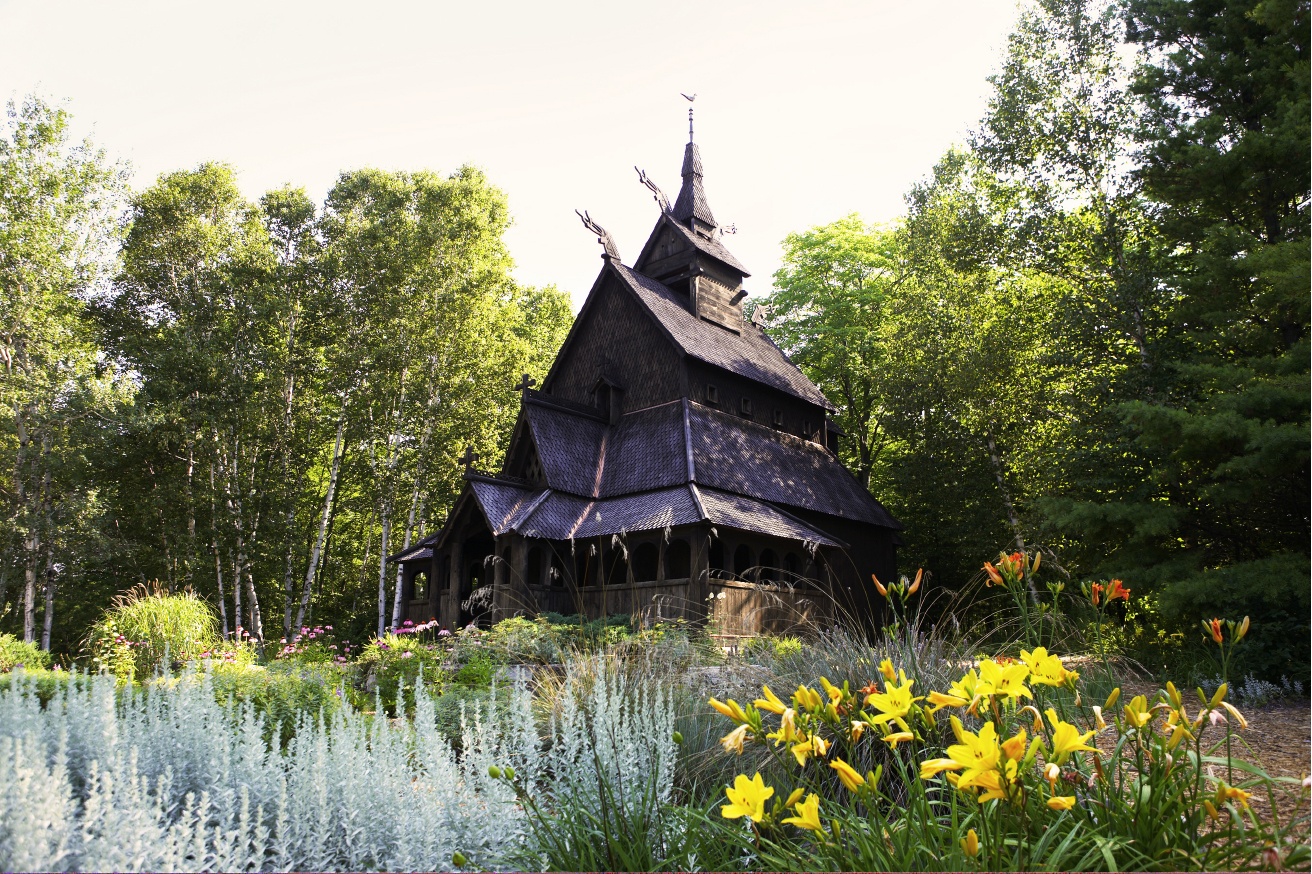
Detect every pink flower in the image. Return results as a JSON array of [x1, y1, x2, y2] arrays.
[[401, 651, 414, 659]]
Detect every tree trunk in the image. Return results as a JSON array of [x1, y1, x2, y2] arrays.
[[40, 535, 55, 651], [294, 412, 345, 637], [390, 439, 429, 630], [210, 455, 230, 639], [377, 511, 391, 638], [184, 435, 197, 587]]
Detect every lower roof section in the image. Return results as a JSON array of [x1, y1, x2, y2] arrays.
[[465, 477, 842, 548]]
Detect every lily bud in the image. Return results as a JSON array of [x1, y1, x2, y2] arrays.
[[908, 568, 923, 595], [871, 574, 888, 597], [1104, 687, 1121, 710], [1236, 616, 1250, 641]]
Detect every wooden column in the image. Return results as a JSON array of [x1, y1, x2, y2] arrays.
[[444, 538, 463, 629], [689, 526, 711, 622]]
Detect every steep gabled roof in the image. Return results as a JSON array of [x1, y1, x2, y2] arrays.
[[517, 397, 898, 529], [611, 262, 834, 409]]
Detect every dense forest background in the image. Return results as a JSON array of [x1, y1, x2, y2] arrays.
[[2, 0, 1307, 677]]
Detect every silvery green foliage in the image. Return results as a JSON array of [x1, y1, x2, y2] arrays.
[[542, 657, 676, 819], [0, 667, 531, 872], [1205, 674, 1306, 708]]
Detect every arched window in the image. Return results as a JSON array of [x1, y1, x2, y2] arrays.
[[665, 539, 691, 579], [784, 552, 801, 579], [604, 545, 628, 586], [550, 554, 565, 587], [632, 542, 659, 582], [759, 549, 778, 583], [733, 544, 754, 578], [526, 546, 543, 587], [575, 547, 593, 588], [708, 539, 726, 577], [411, 570, 429, 600]]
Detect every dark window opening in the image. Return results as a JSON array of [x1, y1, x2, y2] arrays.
[[411, 570, 429, 600], [740, 397, 753, 417], [706, 384, 719, 405], [604, 544, 627, 586], [632, 542, 659, 582], [784, 552, 801, 579], [708, 539, 726, 576], [773, 409, 784, 428], [593, 382, 611, 413], [733, 544, 754, 577], [526, 546, 543, 587], [665, 539, 691, 579], [759, 549, 778, 583]]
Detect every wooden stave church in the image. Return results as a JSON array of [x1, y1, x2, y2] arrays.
[[389, 129, 902, 634]]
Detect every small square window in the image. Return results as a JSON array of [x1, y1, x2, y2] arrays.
[[706, 384, 719, 404], [740, 397, 753, 416], [803, 420, 812, 437], [772, 409, 784, 427]]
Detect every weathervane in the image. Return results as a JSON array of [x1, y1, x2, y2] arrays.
[[681, 92, 696, 141]]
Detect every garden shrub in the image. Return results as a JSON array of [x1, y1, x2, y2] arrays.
[[0, 634, 51, 672], [0, 667, 528, 871], [0, 666, 92, 706], [205, 660, 347, 745], [484, 616, 565, 664], [354, 633, 445, 715], [84, 584, 220, 680]]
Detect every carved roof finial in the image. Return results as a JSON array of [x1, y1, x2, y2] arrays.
[[575, 209, 621, 261], [635, 167, 670, 213], [681, 92, 696, 142]]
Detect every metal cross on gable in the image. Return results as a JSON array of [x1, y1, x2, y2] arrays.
[[513, 373, 536, 393], [458, 445, 479, 470]]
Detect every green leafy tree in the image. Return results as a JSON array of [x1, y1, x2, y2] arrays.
[[1050, 0, 1309, 676], [0, 97, 128, 648]]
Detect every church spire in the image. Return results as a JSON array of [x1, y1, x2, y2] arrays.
[[670, 101, 717, 234]]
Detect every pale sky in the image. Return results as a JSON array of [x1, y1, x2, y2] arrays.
[[1, 0, 1020, 308]]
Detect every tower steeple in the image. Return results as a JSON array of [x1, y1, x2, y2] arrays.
[[670, 117, 718, 235]]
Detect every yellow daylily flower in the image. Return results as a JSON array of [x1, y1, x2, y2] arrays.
[[754, 684, 787, 715], [721, 773, 774, 822], [1046, 795, 1076, 811], [1044, 762, 1060, 790], [709, 697, 748, 724], [1000, 727, 1027, 761], [820, 676, 844, 704], [882, 731, 915, 748], [1020, 647, 1071, 687], [919, 757, 960, 780], [1216, 782, 1253, 808], [927, 690, 970, 713], [879, 658, 897, 681], [767, 708, 801, 745], [794, 684, 823, 711], [720, 724, 749, 755], [961, 828, 979, 857], [829, 757, 866, 792], [784, 787, 805, 808], [781, 792, 823, 831], [790, 733, 828, 767], [1046, 708, 1098, 764], [1123, 695, 1153, 729], [867, 675, 923, 727], [849, 720, 867, 741], [1221, 701, 1249, 730], [977, 658, 1032, 700], [947, 721, 1003, 790]]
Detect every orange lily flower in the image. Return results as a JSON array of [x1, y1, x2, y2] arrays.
[[1207, 618, 1224, 645]]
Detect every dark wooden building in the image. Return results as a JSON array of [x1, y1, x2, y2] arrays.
[[390, 129, 902, 635]]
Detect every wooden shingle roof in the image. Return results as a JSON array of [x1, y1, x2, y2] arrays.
[[612, 262, 834, 410]]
